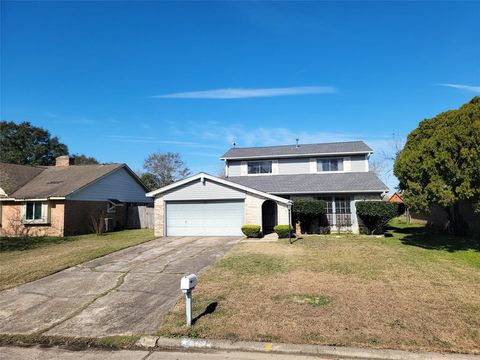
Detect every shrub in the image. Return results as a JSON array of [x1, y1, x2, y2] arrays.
[[241, 225, 261, 238], [293, 199, 326, 233], [274, 224, 294, 238], [356, 201, 400, 234]]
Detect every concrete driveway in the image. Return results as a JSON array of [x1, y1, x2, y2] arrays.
[[0, 236, 239, 337]]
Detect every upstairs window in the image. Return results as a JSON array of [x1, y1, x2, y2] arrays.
[[317, 158, 344, 172], [24, 202, 43, 221], [248, 161, 272, 174]]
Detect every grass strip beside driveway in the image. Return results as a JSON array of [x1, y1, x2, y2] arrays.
[[0, 229, 155, 290], [158, 223, 480, 354]]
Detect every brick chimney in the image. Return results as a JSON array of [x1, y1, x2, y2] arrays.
[[55, 155, 73, 167]]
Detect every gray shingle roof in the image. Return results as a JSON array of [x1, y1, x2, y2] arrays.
[[221, 141, 373, 159], [227, 172, 388, 194], [8, 164, 124, 199], [0, 163, 46, 196]]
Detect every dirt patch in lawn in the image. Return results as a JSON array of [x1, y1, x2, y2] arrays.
[[158, 226, 480, 354]]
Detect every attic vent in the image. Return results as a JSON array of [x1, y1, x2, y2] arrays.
[[47, 181, 64, 185]]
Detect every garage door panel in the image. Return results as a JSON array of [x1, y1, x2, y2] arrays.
[[166, 200, 244, 236]]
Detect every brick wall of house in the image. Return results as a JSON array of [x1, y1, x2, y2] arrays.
[[0, 200, 65, 237], [64, 200, 128, 236], [153, 196, 164, 237]]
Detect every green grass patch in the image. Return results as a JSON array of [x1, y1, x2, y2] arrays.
[[216, 253, 287, 275], [273, 294, 331, 307]]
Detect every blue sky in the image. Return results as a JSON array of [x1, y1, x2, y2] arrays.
[[1, 1, 479, 189]]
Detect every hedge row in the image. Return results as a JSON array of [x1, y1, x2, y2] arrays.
[[356, 201, 400, 234]]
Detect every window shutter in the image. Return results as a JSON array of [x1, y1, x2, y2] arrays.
[[309, 158, 317, 173], [241, 161, 247, 176], [42, 202, 51, 223], [272, 160, 279, 174], [343, 157, 350, 172], [21, 203, 26, 221]]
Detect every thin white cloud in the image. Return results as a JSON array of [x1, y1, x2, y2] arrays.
[[437, 83, 480, 93], [103, 135, 222, 149], [151, 86, 337, 99]]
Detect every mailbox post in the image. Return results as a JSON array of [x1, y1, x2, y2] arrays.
[[180, 274, 197, 326], [287, 201, 293, 244]]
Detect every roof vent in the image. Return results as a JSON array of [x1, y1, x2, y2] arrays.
[[295, 138, 300, 148]]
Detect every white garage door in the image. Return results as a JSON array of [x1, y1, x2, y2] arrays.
[[166, 200, 244, 236]]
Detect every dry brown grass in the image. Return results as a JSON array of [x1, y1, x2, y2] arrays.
[[159, 224, 480, 354], [0, 229, 155, 290]]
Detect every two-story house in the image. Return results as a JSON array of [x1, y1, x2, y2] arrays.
[[147, 141, 389, 237]]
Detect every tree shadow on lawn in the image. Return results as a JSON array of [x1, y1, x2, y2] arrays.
[[386, 225, 480, 253]]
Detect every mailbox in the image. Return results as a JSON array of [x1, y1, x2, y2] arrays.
[[180, 274, 197, 293], [180, 274, 197, 326]]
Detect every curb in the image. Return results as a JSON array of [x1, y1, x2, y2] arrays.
[[135, 336, 480, 360]]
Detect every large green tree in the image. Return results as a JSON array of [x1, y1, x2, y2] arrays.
[[72, 154, 100, 165], [393, 96, 480, 234], [141, 152, 191, 190], [0, 121, 69, 165]]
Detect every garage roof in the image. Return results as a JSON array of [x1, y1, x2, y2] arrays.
[[146, 173, 292, 204]]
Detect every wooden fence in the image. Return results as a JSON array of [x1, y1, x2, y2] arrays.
[[127, 205, 154, 229]]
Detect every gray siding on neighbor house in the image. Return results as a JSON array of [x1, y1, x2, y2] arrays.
[[68, 167, 150, 203], [163, 178, 246, 201], [351, 155, 368, 172], [227, 160, 242, 177], [278, 158, 310, 174]]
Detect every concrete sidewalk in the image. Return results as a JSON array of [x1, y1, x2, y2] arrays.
[[3, 344, 479, 360], [151, 337, 479, 360]]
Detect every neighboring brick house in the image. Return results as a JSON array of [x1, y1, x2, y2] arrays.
[[386, 192, 403, 203], [147, 141, 389, 237], [0, 156, 151, 237]]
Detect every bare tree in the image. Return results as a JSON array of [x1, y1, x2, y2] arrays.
[[6, 206, 32, 238], [142, 152, 191, 189], [370, 133, 404, 189], [217, 161, 226, 179], [89, 209, 106, 235]]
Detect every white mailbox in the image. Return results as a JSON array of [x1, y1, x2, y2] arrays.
[[180, 274, 197, 326], [180, 274, 197, 293]]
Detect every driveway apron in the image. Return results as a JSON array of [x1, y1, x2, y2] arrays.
[[0, 236, 239, 337]]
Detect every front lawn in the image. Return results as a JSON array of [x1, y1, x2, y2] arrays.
[[0, 229, 155, 290], [158, 221, 480, 354]]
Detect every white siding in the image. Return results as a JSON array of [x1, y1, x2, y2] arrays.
[[227, 160, 242, 177], [69, 167, 150, 203], [163, 178, 246, 201], [227, 155, 369, 176], [278, 158, 310, 174], [351, 155, 368, 172]]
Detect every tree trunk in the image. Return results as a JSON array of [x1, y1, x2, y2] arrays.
[[446, 202, 467, 236]]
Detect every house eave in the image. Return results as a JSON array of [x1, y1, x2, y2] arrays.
[[270, 190, 389, 195], [0, 196, 66, 202]]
